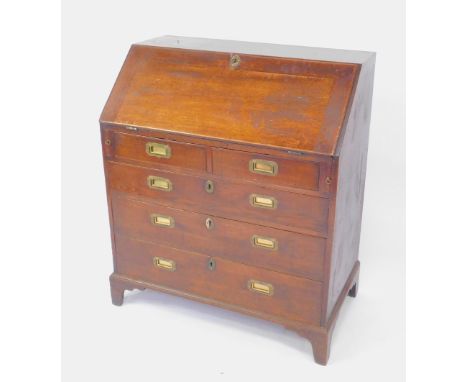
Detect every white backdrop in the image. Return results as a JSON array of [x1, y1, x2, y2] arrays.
[[62, 1, 405, 381]]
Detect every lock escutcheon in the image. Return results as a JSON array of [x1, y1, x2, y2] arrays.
[[230, 54, 241, 68], [208, 257, 216, 271], [205, 180, 214, 193], [205, 217, 214, 230]]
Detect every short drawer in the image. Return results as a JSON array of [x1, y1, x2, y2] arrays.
[[213, 148, 320, 191], [106, 161, 329, 235], [105, 131, 207, 172], [112, 195, 325, 280], [115, 235, 322, 325]]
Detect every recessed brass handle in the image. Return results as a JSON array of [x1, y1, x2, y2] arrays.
[[153, 257, 176, 271], [248, 280, 274, 296], [249, 159, 278, 176], [251, 235, 278, 251], [147, 176, 172, 191], [150, 214, 175, 228], [146, 142, 171, 158], [249, 194, 278, 209]]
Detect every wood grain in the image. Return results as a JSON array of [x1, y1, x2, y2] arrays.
[[212, 148, 321, 191], [111, 194, 325, 280], [101, 36, 376, 366], [108, 131, 208, 172], [100, 44, 359, 155], [115, 236, 323, 324], [106, 162, 330, 235], [324, 54, 376, 322]]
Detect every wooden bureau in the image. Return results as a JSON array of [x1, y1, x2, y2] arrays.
[[100, 35, 375, 365]]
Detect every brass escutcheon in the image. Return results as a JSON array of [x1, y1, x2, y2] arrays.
[[205, 180, 214, 193], [205, 217, 214, 230], [230, 54, 241, 68], [208, 257, 216, 271]]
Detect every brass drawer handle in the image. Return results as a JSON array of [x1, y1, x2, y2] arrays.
[[146, 142, 171, 158], [249, 159, 278, 176], [147, 176, 172, 191], [251, 235, 278, 251], [248, 280, 274, 296], [249, 194, 278, 209], [153, 257, 176, 271], [150, 213, 175, 228]]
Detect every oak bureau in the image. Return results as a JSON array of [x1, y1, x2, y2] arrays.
[[100, 35, 375, 365]]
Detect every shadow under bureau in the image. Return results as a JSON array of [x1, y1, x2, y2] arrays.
[[100, 35, 375, 365]]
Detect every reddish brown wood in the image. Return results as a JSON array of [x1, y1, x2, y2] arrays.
[[103, 138, 331, 198], [110, 194, 325, 280], [212, 148, 321, 191], [106, 161, 329, 235], [101, 122, 332, 163], [100, 43, 359, 155], [108, 131, 208, 173], [324, 53, 375, 322], [110, 272, 145, 306], [293, 261, 360, 365], [115, 236, 322, 324], [100, 36, 375, 366]]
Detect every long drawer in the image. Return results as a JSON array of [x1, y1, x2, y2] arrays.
[[111, 195, 325, 280], [106, 161, 329, 235], [115, 235, 322, 325]]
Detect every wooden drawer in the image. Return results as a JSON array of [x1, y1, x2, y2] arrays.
[[115, 235, 322, 325], [213, 148, 320, 191], [106, 161, 329, 235], [106, 131, 207, 172], [112, 195, 325, 280]]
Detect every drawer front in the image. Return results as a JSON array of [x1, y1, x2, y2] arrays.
[[106, 131, 207, 172], [213, 148, 320, 191], [115, 235, 322, 325], [112, 195, 325, 280], [106, 161, 329, 235]]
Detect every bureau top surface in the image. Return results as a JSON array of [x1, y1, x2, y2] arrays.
[[101, 36, 374, 155]]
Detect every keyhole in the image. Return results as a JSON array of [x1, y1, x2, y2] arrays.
[[205, 217, 214, 230], [205, 180, 214, 193], [230, 54, 241, 68], [208, 258, 216, 271]]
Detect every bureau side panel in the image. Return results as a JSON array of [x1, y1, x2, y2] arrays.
[[325, 55, 376, 321], [100, 124, 118, 271]]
